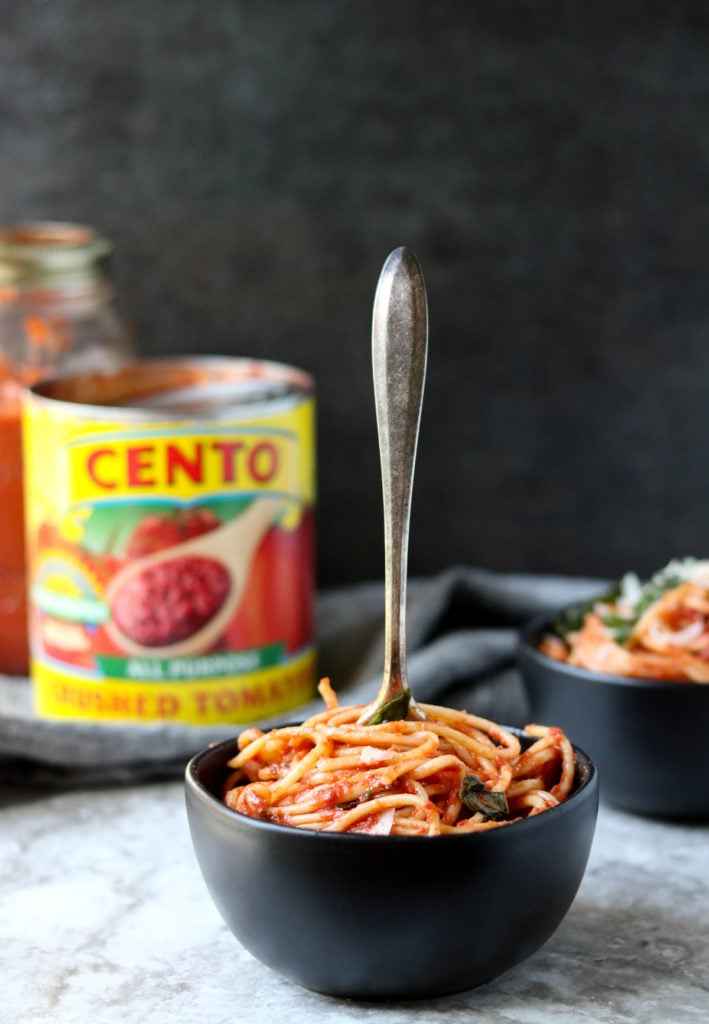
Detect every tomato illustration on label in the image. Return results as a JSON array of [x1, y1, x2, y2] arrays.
[[226, 507, 314, 655], [125, 508, 220, 558]]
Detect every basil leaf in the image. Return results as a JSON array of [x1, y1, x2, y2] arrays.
[[597, 612, 634, 644], [366, 689, 411, 725], [548, 586, 620, 640], [460, 774, 509, 819], [601, 620, 634, 644]]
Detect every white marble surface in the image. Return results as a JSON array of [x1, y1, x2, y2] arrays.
[[1, 779, 707, 1024]]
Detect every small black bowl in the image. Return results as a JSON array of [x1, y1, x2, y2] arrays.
[[519, 611, 709, 819], [185, 729, 598, 1000]]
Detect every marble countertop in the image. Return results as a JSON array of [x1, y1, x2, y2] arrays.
[[1, 778, 707, 1024]]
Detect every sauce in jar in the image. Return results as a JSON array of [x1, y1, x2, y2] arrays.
[[0, 223, 130, 675], [0, 372, 30, 673]]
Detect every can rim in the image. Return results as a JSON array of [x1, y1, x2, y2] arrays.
[[26, 356, 315, 422]]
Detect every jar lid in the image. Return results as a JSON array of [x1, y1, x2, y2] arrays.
[[0, 222, 113, 287]]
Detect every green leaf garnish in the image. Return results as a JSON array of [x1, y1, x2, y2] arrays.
[[548, 586, 620, 641], [460, 774, 509, 819], [366, 689, 411, 725]]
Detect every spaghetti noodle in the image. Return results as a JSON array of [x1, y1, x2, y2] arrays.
[[222, 679, 575, 835], [540, 558, 709, 683]]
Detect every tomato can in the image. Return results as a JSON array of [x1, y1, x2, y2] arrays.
[[23, 357, 316, 724]]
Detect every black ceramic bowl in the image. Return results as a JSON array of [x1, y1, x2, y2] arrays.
[[519, 611, 709, 819], [185, 729, 598, 1001]]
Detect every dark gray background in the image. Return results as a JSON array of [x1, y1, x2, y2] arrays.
[[3, 1, 708, 588]]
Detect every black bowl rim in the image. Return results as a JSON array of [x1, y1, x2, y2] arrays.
[[520, 606, 709, 692], [185, 725, 598, 845]]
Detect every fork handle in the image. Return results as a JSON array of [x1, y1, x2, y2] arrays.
[[371, 246, 428, 707]]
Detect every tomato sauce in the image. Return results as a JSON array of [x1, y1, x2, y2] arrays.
[[112, 556, 231, 647], [0, 381, 28, 674]]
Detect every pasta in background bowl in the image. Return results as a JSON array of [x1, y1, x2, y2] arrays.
[[518, 558, 709, 819], [185, 694, 598, 1000]]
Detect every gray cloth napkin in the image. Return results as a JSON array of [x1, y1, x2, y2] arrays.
[[0, 566, 604, 788]]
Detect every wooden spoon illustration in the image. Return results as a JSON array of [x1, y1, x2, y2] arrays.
[[104, 496, 283, 658]]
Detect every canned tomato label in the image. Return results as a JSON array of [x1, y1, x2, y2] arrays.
[[23, 358, 316, 724]]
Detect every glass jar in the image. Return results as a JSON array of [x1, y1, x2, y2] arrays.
[[0, 222, 132, 675]]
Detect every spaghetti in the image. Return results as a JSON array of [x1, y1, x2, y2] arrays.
[[540, 558, 709, 683], [222, 679, 575, 835]]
